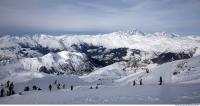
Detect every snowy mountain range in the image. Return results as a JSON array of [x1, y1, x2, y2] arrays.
[[0, 29, 200, 81], [1, 30, 200, 104]]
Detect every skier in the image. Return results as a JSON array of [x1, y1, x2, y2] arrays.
[[6, 80, 10, 88], [0, 88, 4, 97], [62, 84, 65, 89], [10, 82, 14, 88], [11, 90, 15, 95], [133, 80, 136, 86], [70, 85, 73, 91], [6, 91, 9, 96], [95, 85, 98, 89], [49, 84, 52, 91], [146, 69, 149, 73], [32, 85, 37, 90], [57, 83, 61, 89], [140, 79, 143, 85], [9, 82, 14, 95], [24, 86, 29, 91], [54, 80, 57, 85], [89, 86, 93, 89], [9, 86, 13, 95], [159, 76, 163, 85]]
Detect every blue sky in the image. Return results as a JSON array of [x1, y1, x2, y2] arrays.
[[0, 0, 200, 35]]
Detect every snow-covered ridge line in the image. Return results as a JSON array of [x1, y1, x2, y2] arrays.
[[0, 30, 200, 53]]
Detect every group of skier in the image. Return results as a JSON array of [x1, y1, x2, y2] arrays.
[[89, 85, 99, 90], [0, 79, 76, 98], [0, 80, 15, 97], [0, 76, 163, 97], [48, 80, 74, 91], [132, 76, 163, 86], [132, 79, 143, 86]]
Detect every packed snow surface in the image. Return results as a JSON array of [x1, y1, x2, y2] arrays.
[[1, 84, 200, 104]]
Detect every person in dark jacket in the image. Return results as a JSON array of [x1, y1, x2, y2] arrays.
[[70, 85, 73, 91], [6, 91, 9, 96], [6, 80, 10, 88], [9, 82, 14, 95], [49, 84, 52, 91], [146, 69, 149, 73], [8, 86, 12, 95], [57, 83, 61, 89], [159, 76, 163, 85], [140, 79, 143, 85], [54, 80, 57, 85], [24, 86, 29, 91], [0, 88, 4, 97], [95, 85, 98, 89], [38, 88, 42, 90], [62, 84, 65, 89], [10, 82, 14, 88], [133, 80, 136, 86], [12, 90, 15, 95]]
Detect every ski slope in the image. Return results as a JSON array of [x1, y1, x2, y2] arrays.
[[0, 84, 200, 104], [84, 55, 200, 85], [1, 55, 200, 104]]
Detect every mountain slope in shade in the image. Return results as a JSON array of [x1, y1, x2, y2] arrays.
[[82, 55, 200, 84]]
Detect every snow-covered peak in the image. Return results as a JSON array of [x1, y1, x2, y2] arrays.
[[0, 30, 200, 58], [110, 29, 145, 36], [152, 32, 179, 38]]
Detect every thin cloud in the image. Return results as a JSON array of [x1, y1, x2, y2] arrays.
[[0, 0, 200, 35]]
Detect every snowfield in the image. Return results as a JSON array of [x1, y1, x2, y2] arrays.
[[1, 55, 200, 104], [1, 84, 200, 104]]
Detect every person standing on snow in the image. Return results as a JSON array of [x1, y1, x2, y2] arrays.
[[62, 84, 65, 89], [0, 88, 4, 97], [140, 79, 143, 85], [133, 80, 136, 86], [146, 69, 149, 73], [57, 83, 61, 89], [54, 80, 57, 85], [71, 85, 74, 91], [10, 82, 14, 89], [95, 85, 98, 89], [6, 80, 10, 88], [9, 82, 14, 95], [159, 76, 163, 85], [49, 84, 52, 91]]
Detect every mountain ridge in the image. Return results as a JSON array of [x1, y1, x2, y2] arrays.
[[0, 30, 200, 76]]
